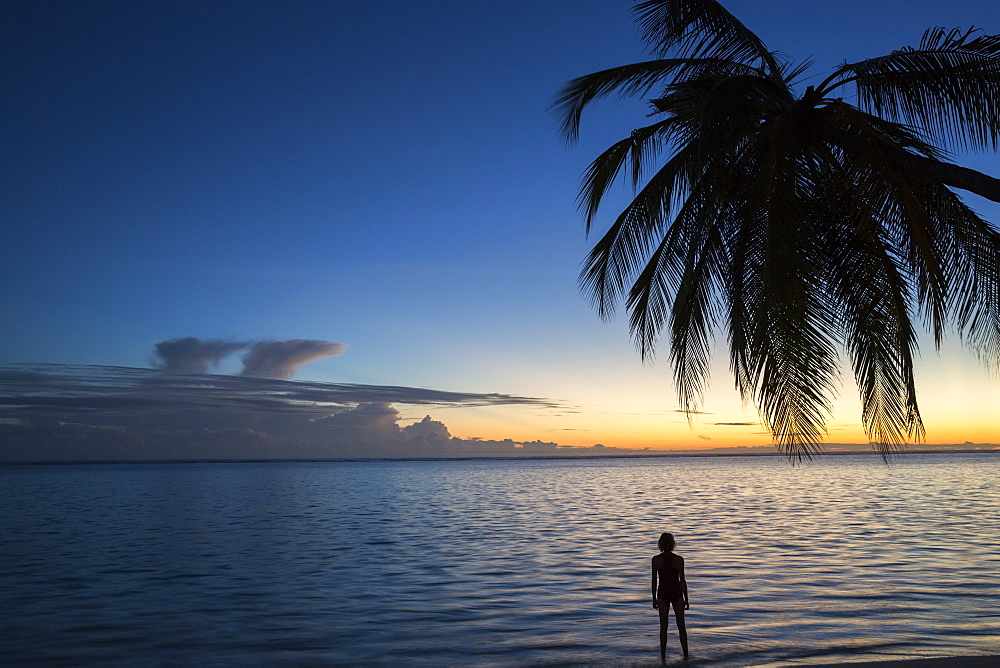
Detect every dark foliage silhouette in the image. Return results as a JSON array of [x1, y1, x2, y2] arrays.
[[556, 0, 1000, 458]]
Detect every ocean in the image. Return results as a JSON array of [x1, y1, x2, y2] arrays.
[[2, 453, 998, 666]]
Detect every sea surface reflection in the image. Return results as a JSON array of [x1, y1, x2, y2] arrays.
[[2, 453, 999, 666]]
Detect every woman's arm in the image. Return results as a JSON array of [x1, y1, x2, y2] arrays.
[[677, 555, 690, 609], [651, 555, 659, 608]]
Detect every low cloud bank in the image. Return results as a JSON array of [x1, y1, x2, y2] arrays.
[[5, 365, 981, 462], [0, 364, 596, 461]]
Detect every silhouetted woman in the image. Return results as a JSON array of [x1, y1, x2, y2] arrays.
[[651, 532, 689, 661]]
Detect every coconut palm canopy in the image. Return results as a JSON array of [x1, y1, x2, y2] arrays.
[[556, 0, 1000, 458]]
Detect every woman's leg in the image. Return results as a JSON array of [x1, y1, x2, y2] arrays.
[[672, 599, 689, 659], [657, 599, 671, 661]]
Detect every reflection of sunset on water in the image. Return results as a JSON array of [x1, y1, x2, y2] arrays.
[[3, 455, 998, 664]]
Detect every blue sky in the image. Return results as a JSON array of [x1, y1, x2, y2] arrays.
[[3, 0, 1000, 452]]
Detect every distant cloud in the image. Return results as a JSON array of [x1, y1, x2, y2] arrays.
[[150, 337, 347, 379], [151, 337, 246, 373], [0, 364, 556, 420], [311, 402, 404, 441], [240, 339, 347, 379], [698, 435, 712, 441], [712, 422, 757, 427], [0, 364, 568, 461], [402, 415, 451, 441]]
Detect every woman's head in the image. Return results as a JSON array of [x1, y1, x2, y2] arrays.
[[658, 532, 675, 552]]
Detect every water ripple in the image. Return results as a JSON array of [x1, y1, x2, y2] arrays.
[[2, 454, 998, 666]]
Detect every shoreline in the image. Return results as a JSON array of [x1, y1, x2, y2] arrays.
[[3, 448, 999, 466], [765, 655, 1000, 668]]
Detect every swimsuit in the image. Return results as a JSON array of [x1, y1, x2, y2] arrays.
[[656, 553, 683, 602]]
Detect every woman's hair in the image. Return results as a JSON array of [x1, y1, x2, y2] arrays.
[[658, 532, 675, 552]]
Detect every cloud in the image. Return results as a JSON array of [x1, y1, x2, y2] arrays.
[[149, 337, 347, 379], [402, 415, 451, 441], [239, 339, 347, 379], [0, 364, 558, 420], [711, 422, 757, 427], [0, 364, 569, 461], [151, 337, 246, 373], [312, 402, 403, 441]]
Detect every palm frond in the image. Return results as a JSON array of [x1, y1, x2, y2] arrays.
[[919, 183, 1000, 366], [577, 117, 678, 231], [626, 159, 734, 360], [553, 57, 756, 142], [834, 241, 925, 454], [633, 0, 779, 72], [824, 27, 1000, 151], [814, 182, 925, 455], [651, 71, 793, 140], [579, 69, 792, 321], [579, 143, 701, 318], [661, 215, 725, 414], [726, 129, 841, 458], [817, 102, 954, 345]]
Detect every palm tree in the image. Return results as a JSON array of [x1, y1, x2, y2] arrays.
[[555, 0, 1000, 458]]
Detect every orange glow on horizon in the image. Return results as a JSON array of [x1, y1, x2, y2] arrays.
[[402, 336, 1000, 451]]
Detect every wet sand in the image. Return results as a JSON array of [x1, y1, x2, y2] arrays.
[[780, 655, 1000, 668]]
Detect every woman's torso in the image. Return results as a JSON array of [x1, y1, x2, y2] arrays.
[[655, 552, 683, 600]]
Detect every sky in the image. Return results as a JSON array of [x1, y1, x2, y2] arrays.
[[3, 0, 1000, 459]]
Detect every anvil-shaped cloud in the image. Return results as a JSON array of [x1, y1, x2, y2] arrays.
[[151, 337, 347, 379]]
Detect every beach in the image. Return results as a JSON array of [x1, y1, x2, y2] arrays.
[[777, 656, 1000, 668]]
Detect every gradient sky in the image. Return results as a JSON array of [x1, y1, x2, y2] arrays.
[[3, 0, 1000, 451]]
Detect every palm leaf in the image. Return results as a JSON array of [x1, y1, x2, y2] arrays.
[[633, 0, 779, 72], [553, 57, 756, 142], [579, 142, 702, 318], [813, 174, 925, 454], [577, 117, 679, 231], [824, 27, 1000, 151], [727, 141, 840, 458]]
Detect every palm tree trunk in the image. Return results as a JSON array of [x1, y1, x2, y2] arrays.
[[886, 148, 1000, 204]]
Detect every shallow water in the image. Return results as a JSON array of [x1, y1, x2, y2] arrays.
[[2, 453, 999, 666]]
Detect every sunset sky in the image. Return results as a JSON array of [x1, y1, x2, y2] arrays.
[[3, 0, 1000, 455]]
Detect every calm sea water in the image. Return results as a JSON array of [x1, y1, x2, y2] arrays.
[[2, 453, 999, 666]]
